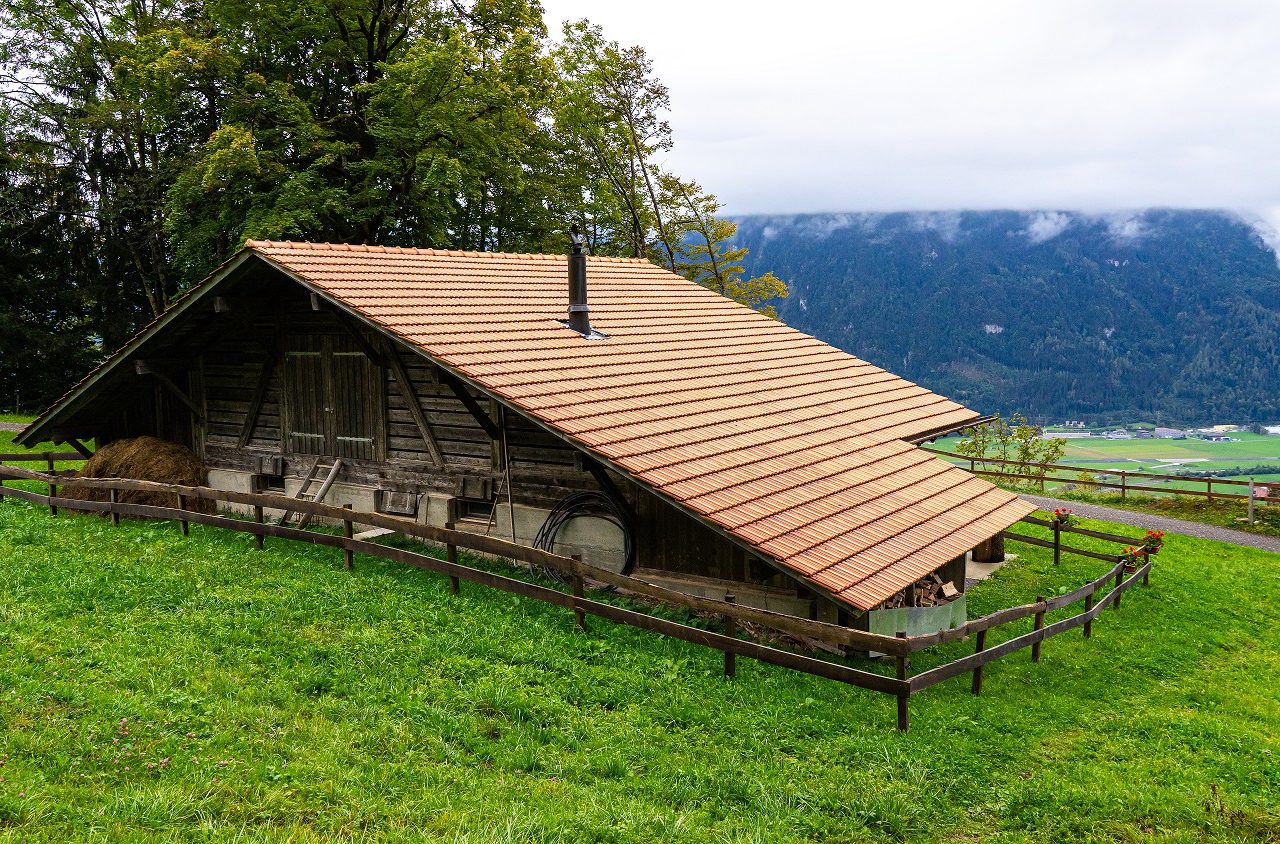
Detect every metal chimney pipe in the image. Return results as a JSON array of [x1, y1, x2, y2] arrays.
[[568, 224, 592, 335]]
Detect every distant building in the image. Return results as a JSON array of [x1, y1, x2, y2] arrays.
[[1203, 434, 1238, 443], [1209, 424, 1240, 433], [1135, 430, 1154, 439], [1155, 427, 1188, 439], [1104, 430, 1131, 440], [1264, 425, 1280, 436]]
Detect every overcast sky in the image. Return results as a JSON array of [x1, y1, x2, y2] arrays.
[[540, 1, 1280, 222]]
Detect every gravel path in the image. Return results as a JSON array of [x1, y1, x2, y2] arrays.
[[1020, 493, 1280, 553], [0, 422, 25, 432]]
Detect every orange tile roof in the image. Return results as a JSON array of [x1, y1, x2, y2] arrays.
[[247, 240, 1034, 612]]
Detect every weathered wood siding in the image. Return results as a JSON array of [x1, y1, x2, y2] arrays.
[[203, 328, 282, 451]]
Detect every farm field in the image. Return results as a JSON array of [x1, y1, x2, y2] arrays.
[[0, 447, 1278, 840], [932, 432, 1280, 494]]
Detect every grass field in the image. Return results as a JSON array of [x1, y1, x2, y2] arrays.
[[932, 433, 1280, 503], [1, 474, 1279, 840]]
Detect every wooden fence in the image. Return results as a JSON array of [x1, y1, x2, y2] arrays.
[[0, 464, 1153, 731], [923, 447, 1275, 503]]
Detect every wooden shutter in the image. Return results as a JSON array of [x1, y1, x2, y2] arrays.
[[282, 333, 382, 459], [331, 346, 379, 460], [283, 336, 327, 455]]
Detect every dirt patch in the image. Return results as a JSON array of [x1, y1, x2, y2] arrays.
[[62, 436, 215, 514]]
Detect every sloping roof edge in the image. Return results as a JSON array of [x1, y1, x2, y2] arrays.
[[16, 249, 259, 447]]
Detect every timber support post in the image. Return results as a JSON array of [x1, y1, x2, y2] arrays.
[[971, 629, 987, 695], [342, 504, 354, 571], [723, 593, 737, 679], [177, 493, 189, 536], [109, 488, 120, 527], [1031, 596, 1046, 662], [1083, 592, 1094, 638], [46, 454, 57, 516], [253, 505, 264, 550], [1113, 565, 1125, 609], [1120, 471, 1127, 499], [446, 521, 460, 594], [572, 574, 587, 632], [895, 631, 909, 732], [1052, 522, 1061, 565]]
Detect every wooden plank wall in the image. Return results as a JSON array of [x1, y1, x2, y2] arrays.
[[384, 348, 489, 469], [203, 325, 282, 451]]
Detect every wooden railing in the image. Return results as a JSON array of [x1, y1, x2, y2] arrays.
[[923, 446, 1274, 503], [0, 465, 1154, 731]]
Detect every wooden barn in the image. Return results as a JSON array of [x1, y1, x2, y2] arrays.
[[18, 240, 1034, 627]]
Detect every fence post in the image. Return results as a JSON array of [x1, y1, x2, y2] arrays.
[[445, 521, 460, 595], [342, 504, 354, 571], [895, 631, 909, 732], [1031, 596, 1046, 662], [971, 629, 987, 695], [253, 505, 264, 550], [1083, 592, 1094, 638], [1052, 522, 1061, 566], [1113, 564, 1125, 609], [176, 493, 189, 536], [1249, 478, 1256, 525], [1206, 478, 1213, 503], [108, 487, 121, 527], [1120, 471, 1127, 500], [46, 454, 57, 516], [723, 593, 737, 679]]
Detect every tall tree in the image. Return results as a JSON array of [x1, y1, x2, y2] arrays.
[[665, 176, 789, 317]]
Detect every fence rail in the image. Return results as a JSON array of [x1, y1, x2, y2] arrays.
[[0, 464, 1153, 731], [922, 446, 1276, 503]]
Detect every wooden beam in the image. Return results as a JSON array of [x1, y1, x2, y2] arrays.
[[441, 371, 501, 440], [384, 341, 445, 467], [137, 363, 205, 424], [583, 455, 638, 529], [238, 337, 285, 448], [334, 314, 387, 366], [62, 438, 94, 459]]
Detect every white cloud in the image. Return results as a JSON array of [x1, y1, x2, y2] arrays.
[[541, 1, 1280, 218], [1024, 212, 1073, 244], [1231, 207, 1280, 263], [1104, 213, 1148, 242]]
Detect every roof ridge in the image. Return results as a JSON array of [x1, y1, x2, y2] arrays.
[[244, 239, 654, 265]]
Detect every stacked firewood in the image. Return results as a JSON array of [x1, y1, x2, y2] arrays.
[[880, 574, 961, 609]]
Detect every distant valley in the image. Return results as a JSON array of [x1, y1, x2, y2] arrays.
[[733, 210, 1280, 426]]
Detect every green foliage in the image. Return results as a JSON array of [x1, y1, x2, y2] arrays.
[[0, 4, 785, 409], [732, 211, 1280, 425], [667, 178, 790, 317], [0, 494, 1279, 840], [956, 413, 1066, 489]]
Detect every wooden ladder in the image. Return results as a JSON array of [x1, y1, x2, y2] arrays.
[[280, 456, 344, 528]]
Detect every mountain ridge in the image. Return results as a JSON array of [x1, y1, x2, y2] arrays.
[[732, 209, 1280, 426]]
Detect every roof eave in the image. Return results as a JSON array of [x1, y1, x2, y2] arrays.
[[15, 249, 258, 447]]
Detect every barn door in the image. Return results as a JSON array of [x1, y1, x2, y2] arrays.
[[282, 334, 382, 458]]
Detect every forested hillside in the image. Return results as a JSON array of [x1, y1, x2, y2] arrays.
[[734, 210, 1280, 425]]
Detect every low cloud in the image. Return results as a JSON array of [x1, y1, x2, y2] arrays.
[[1024, 211, 1073, 244]]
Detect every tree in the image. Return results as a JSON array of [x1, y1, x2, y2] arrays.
[[665, 176, 789, 317], [956, 413, 1066, 490]]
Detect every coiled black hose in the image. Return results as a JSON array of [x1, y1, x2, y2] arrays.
[[532, 490, 635, 581]]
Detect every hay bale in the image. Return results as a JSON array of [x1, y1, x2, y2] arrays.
[[62, 436, 214, 514]]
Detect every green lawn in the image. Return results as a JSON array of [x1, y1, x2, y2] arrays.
[[0, 483, 1278, 841]]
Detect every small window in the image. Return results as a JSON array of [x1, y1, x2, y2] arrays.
[[252, 473, 287, 492], [459, 498, 494, 521]]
